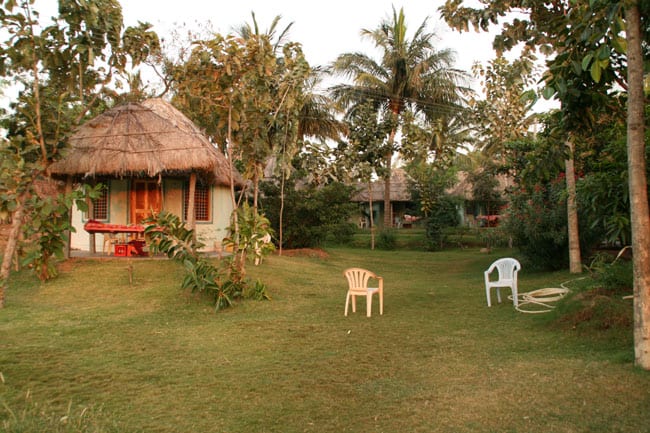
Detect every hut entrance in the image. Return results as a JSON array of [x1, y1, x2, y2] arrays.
[[130, 180, 162, 224]]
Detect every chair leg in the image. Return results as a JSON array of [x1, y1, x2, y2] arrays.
[[366, 294, 372, 317], [345, 292, 350, 316], [496, 287, 502, 304], [511, 285, 518, 307], [351, 295, 356, 313], [379, 291, 383, 315], [486, 287, 492, 307]]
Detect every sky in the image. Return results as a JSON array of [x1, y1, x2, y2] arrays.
[[28, 0, 500, 90], [5, 1, 556, 111], [119, 0, 497, 72]]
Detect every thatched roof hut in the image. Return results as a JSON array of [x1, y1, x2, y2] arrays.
[[49, 98, 240, 186], [445, 171, 511, 200], [350, 168, 412, 202]]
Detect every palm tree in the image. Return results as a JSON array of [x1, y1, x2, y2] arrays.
[[233, 12, 293, 55], [298, 69, 347, 143], [330, 6, 470, 227]]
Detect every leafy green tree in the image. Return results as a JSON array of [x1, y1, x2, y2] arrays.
[[502, 133, 568, 269], [335, 101, 394, 247], [469, 53, 539, 157], [576, 105, 649, 248], [330, 6, 469, 228], [169, 18, 314, 259], [468, 163, 505, 218], [405, 162, 459, 250], [442, 0, 649, 368], [260, 180, 356, 249], [0, 0, 160, 308]]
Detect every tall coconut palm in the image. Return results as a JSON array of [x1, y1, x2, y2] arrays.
[[298, 68, 347, 142], [330, 6, 470, 227]]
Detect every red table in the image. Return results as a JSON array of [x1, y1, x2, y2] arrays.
[[83, 220, 146, 235], [83, 220, 147, 256]]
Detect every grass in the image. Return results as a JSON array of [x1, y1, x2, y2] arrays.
[[1, 247, 648, 432]]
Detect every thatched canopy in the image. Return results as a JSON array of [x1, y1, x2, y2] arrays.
[[350, 169, 413, 202], [446, 171, 511, 201], [48, 98, 240, 186]]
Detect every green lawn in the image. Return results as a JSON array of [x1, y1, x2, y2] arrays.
[[1, 247, 648, 432]]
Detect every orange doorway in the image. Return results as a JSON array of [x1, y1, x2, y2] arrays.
[[130, 180, 162, 224]]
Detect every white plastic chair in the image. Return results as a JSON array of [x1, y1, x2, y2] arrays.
[[343, 268, 383, 317], [484, 258, 521, 307]]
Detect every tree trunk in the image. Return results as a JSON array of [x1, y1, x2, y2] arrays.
[[625, 4, 650, 370], [383, 171, 392, 228], [383, 127, 397, 228], [187, 172, 196, 235], [368, 181, 375, 250], [226, 105, 244, 276], [0, 198, 26, 309], [63, 177, 73, 259], [279, 162, 285, 256], [88, 196, 96, 254], [252, 168, 259, 213], [565, 139, 582, 273]]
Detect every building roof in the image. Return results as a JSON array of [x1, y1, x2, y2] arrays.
[[48, 98, 241, 186], [350, 169, 412, 202]]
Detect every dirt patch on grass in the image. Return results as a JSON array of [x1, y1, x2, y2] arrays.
[[276, 248, 329, 259], [557, 288, 633, 331]]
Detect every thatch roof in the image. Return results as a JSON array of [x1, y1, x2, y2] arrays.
[[48, 98, 241, 186], [350, 168, 412, 202], [446, 171, 511, 200]]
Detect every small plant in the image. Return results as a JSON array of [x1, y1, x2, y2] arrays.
[[246, 279, 271, 301], [587, 250, 633, 296], [144, 211, 270, 311], [377, 228, 396, 250], [20, 183, 104, 281], [476, 227, 509, 251], [222, 203, 275, 268]]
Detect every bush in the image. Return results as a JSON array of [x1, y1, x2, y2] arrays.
[[327, 222, 357, 245], [376, 229, 397, 250], [588, 251, 633, 295], [476, 227, 510, 250], [260, 181, 357, 249], [424, 195, 460, 251], [505, 176, 570, 270]]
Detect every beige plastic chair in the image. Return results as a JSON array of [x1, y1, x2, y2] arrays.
[[484, 258, 521, 307], [343, 268, 383, 317], [103, 233, 119, 255]]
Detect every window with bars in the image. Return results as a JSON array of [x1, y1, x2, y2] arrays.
[[183, 183, 211, 222], [85, 185, 109, 221]]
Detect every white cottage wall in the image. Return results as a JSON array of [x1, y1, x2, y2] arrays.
[[195, 187, 232, 252], [69, 179, 234, 254]]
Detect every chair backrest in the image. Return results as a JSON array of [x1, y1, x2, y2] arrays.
[[487, 258, 521, 281], [344, 268, 374, 294]]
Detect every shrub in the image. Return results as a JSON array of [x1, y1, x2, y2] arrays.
[[505, 176, 570, 270], [376, 228, 397, 250], [587, 251, 633, 295], [260, 181, 357, 249], [424, 195, 460, 251], [144, 211, 270, 311], [327, 221, 357, 245]]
